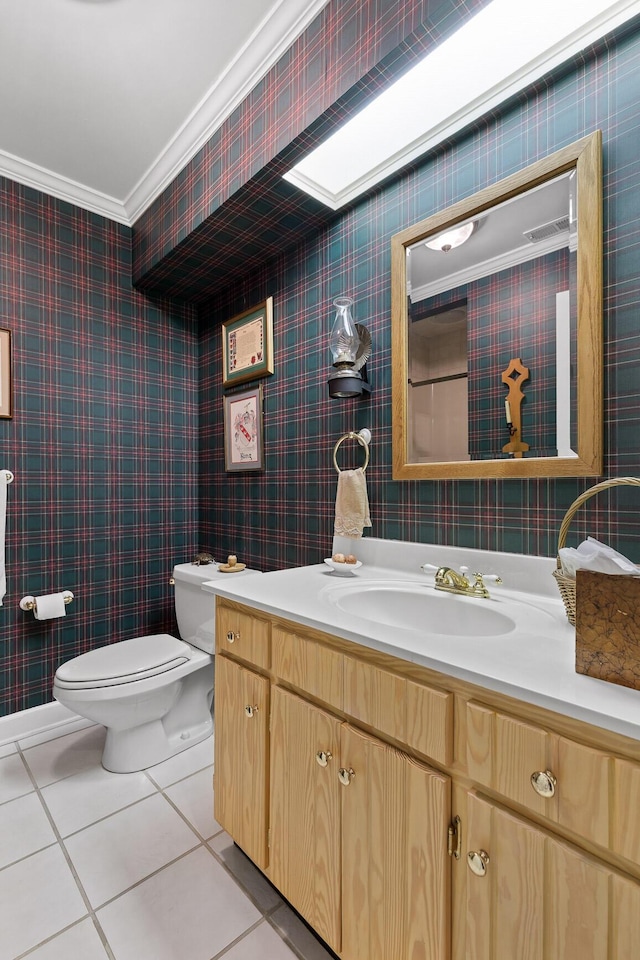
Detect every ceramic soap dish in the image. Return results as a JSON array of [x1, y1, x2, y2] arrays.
[[324, 558, 362, 576]]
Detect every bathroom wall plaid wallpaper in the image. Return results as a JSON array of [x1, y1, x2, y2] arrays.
[[197, 22, 640, 575], [3, 6, 640, 716], [0, 181, 199, 715]]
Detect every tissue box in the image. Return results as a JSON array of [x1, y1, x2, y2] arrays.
[[575, 569, 640, 690]]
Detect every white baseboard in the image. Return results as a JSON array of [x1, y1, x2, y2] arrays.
[[0, 701, 81, 747]]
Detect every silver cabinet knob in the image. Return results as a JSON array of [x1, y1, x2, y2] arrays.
[[467, 849, 490, 877], [531, 769, 557, 798]]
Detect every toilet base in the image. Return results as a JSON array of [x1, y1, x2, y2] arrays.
[[54, 649, 215, 774], [102, 714, 213, 773]]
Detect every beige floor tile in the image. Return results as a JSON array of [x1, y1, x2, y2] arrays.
[[0, 790, 57, 868], [144, 734, 213, 788], [0, 845, 87, 960], [224, 920, 301, 959], [96, 847, 260, 960], [41, 763, 156, 837], [0, 752, 33, 803], [209, 832, 283, 914], [23, 918, 110, 960], [22, 724, 106, 787], [64, 792, 198, 907], [164, 766, 221, 839]]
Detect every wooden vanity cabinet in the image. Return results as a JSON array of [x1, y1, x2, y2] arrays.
[[339, 723, 450, 960], [214, 598, 640, 960], [269, 685, 342, 952], [269, 684, 451, 960], [463, 791, 640, 960], [213, 604, 271, 870]]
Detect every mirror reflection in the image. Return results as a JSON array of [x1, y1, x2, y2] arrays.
[[406, 172, 576, 463], [391, 132, 602, 480]]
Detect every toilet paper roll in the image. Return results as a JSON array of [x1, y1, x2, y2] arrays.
[[34, 592, 68, 620]]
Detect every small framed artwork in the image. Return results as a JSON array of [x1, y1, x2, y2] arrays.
[[224, 385, 264, 472], [0, 329, 12, 419], [222, 297, 274, 387]]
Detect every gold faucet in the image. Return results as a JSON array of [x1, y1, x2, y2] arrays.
[[433, 566, 502, 599]]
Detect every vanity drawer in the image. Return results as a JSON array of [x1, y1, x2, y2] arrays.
[[405, 678, 453, 766], [216, 601, 271, 669], [343, 656, 405, 743], [342, 658, 453, 764], [465, 701, 611, 848], [272, 627, 343, 710]]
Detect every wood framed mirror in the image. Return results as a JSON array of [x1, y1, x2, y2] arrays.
[[391, 131, 602, 480]]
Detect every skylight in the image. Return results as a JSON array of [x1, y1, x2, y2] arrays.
[[284, 0, 640, 209]]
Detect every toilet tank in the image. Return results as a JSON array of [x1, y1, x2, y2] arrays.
[[172, 562, 260, 654]]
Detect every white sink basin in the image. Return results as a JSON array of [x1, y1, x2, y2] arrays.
[[321, 580, 519, 637]]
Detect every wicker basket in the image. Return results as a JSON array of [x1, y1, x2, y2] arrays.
[[553, 477, 640, 624]]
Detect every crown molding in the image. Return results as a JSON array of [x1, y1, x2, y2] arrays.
[[0, 0, 328, 227], [123, 0, 329, 225], [0, 148, 130, 224]]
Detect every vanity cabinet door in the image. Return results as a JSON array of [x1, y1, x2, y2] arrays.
[[340, 723, 451, 960], [213, 655, 269, 869], [269, 686, 342, 954], [463, 791, 639, 960]]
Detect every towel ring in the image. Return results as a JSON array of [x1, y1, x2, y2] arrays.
[[333, 432, 370, 473]]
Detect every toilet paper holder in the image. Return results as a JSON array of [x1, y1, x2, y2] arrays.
[[20, 591, 74, 613]]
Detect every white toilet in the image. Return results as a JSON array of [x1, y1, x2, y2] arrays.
[[53, 562, 259, 773]]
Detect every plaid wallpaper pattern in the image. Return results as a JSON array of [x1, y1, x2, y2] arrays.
[[4, 11, 640, 717], [198, 24, 640, 577], [132, 0, 493, 298], [0, 180, 199, 716]]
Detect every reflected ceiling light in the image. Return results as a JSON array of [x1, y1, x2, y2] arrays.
[[424, 221, 476, 253], [283, 0, 640, 210]]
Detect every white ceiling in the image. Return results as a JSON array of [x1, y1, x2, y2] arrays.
[[0, 0, 328, 225]]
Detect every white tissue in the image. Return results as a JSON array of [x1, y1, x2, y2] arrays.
[[34, 593, 68, 620], [559, 536, 640, 578]]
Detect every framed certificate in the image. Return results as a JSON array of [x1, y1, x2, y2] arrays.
[[222, 297, 274, 387], [223, 385, 264, 472]]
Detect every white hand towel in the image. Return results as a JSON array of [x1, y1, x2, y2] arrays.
[[0, 472, 6, 605], [334, 468, 372, 539]]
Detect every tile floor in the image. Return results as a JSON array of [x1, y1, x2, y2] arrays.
[[0, 719, 336, 960]]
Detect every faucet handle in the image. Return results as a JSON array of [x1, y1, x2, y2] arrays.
[[470, 571, 503, 597], [420, 563, 439, 574], [475, 573, 503, 584]]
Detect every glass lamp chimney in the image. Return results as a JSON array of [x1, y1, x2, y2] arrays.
[[329, 297, 360, 368]]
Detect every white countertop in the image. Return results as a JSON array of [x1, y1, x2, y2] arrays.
[[202, 538, 640, 744]]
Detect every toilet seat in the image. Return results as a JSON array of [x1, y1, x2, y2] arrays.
[[54, 634, 191, 690]]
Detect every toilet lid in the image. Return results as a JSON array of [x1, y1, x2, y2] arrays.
[[55, 634, 191, 688]]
